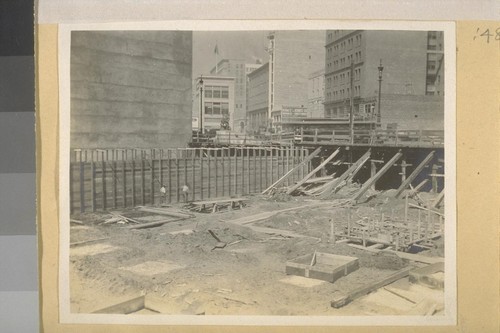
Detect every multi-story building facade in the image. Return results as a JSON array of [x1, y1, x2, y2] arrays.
[[308, 69, 325, 118], [324, 30, 445, 130], [246, 62, 269, 133], [210, 59, 262, 132], [192, 75, 235, 133], [266, 31, 325, 122]]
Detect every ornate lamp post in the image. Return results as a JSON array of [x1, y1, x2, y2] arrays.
[[377, 59, 384, 125]]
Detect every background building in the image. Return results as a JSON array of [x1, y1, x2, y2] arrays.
[[70, 31, 193, 148], [307, 69, 325, 118], [324, 30, 444, 130], [193, 75, 235, 133], [246, 62, 269, 133], [210, 59, 262, 132], [266, 31, 325, 123]]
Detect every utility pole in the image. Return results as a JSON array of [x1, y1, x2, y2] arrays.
[[199, 75, 204, 134], [377, 59, 384, 125], [349, 60, 355, 144]]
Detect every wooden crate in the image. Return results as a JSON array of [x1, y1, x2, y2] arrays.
[[286, 252, 359, 283]]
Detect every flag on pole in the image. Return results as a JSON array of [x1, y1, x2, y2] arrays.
[[214, 42, 219, 73]]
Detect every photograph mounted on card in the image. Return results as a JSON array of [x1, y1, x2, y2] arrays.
[[56, 20, 456, 326]]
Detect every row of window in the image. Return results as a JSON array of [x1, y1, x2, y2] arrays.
[[328, 51, 363, 71], [325, 85, 362, 101], [325, 102, 375, 118], [204, 102, 229, 115], [204, 85, 229, 99]]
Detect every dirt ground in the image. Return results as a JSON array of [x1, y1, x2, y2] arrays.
[[69, 191, 445, 316]]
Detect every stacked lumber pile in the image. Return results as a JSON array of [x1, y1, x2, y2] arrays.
[[184, 198, 248, 213]]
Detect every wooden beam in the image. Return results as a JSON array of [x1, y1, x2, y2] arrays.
[[353, 150, 402, 202], [331, 266, 413, 308], [431, 188, 445, 208], [93, 296, 145, 314], [262, 147, 321, 194], [286, 148, 340, 195], [395, 151, 435, 198], [126, 217, 186, 230], [318, 149, 371, 199]]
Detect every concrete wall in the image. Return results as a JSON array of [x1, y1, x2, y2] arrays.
[[380, 94, 444, 130], [71, 31, 192, 149]]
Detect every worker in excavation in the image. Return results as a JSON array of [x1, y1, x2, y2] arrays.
[[160, 185, 167, 204], [182, 184, 190, 203]]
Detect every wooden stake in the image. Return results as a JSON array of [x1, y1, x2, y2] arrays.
[[395, 151, 435, 198]]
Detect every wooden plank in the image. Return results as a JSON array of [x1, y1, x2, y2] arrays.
[[286, 148, 340, 195], [253, 148, 257, 192], [176, 150, 181, 202], [262, 147, 321, 194], [191, 150, 196, 202], [138, 206, 193, 219], [318, 149, 371, 199], [214, 149, 218, 197], [270, 147, 274, 186], [395, 151, 435, 198], [431, 188, 445, 208], [70, 237, 110, 247], [183, 149, 188, 192], [234, 148, 237, 194], [126, 217, 186, 230], [141, 159, 145, 205], [221, 148, 225, 196], [91, 161, 96, 212], [247, 147, 251, 194], [199, 149, 204, 200], [227, 148, 231, 196], [168, 150, 172, 203], [408, 203, 444, 217], [69, 163, 74, 214], [150, 159, 155, 205], [352, 150, 402, 201], [259, 148, 263, 191], [330, 266, 413, 308], [112, 161, 117, 209], [240, 148, 244, 195], [101, 161, 106, 210], [131, 160, 136, 207], [386, 250, 444, 264], [93, 296, 145, 314], [122, 160, 126, 208]]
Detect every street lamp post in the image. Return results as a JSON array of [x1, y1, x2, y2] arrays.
[[199, 75, 204, 134], [377, 59, 384, 125]]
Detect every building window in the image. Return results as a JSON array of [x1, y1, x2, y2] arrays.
[[204, 102, 213, 115], [221, 102, 229, 115], [221, 86, 229, 98], [204, 86, 213, 98]]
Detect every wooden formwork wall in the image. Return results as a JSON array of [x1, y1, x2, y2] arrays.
[[70, 146, 311, 214]]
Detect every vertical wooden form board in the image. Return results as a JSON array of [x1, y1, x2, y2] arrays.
[[214, 149, 219, 197], [176, 150, 180, 202], [221, 148, 226, 197], [247, 147, 251, 194], [191, 150, 195, 201], [102, 160, 106, 210], [91, 161, 95, 212], [234, 147, 237, 195], [199, 148, 204, 200], [240, 147, 244, 195]]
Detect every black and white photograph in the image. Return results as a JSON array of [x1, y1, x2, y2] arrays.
[[58, 21, 456, 325]]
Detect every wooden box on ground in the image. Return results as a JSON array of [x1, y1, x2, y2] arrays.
[[286, 252, 359, 283]]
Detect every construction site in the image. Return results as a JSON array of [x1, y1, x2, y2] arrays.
[[66, 29, 447, 318], [68, 139, 446, 316]]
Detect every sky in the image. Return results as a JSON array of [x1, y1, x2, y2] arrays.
[[192, 31, 270, 78]]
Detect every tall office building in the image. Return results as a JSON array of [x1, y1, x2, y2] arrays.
[[266, 31, 325, 119], [210, 59, 262, 132], [324, 30, 444, 130]]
